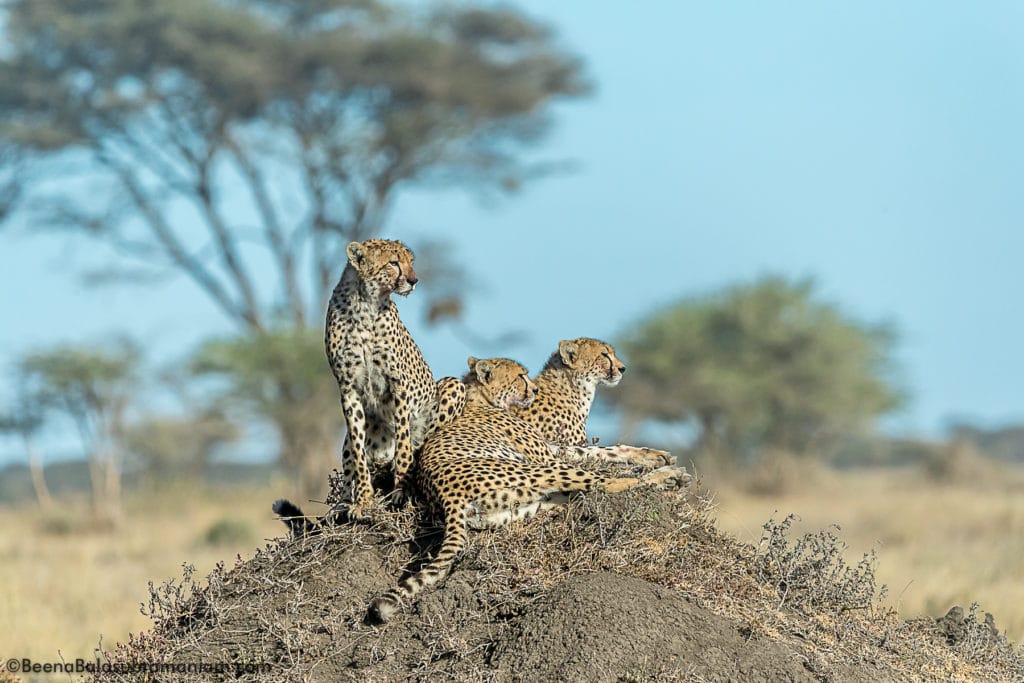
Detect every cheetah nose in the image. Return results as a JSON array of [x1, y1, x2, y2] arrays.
[[618, 365, 626, 374], [406, 276, 418, 286], [532, 386, 539, 395]]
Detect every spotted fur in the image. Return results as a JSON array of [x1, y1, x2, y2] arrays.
[[325, 239, 465, 520], [367, 356, 690, 623], [512, 338, 674, 468]]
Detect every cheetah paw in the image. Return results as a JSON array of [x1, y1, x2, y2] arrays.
[[321, 504, 346, 527], [344, 502, 373, 523], [617, 445, 676, 468], [642, 465, 691, 490], [387, 475, 414, 509]]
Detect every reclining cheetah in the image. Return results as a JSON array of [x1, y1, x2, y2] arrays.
[[512, 338, 674, 468], [368, 356, 690, 623], [324, 238, 465, 519]]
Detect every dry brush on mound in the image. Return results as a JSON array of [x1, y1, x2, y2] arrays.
[[88, 473, 1023, 682]]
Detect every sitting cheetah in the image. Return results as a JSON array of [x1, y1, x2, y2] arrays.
[[368, 356, 689, 623], [325, 239, 465, 519], [512, 338, 674, 468]]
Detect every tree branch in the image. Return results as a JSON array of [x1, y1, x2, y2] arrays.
[[95, 150, 252, 329], [296, 135, 340, 312], [193, 164, 264, 331], [226, 137, 306, 326]]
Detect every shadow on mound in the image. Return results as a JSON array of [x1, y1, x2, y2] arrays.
[[93, 482, 1023, 682]]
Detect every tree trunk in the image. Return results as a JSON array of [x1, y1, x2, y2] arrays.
[[278, 417, 340, 503], [87, 452, 104, 515], [89, 442, 123, 526], [298, 439, 337, 503], [618, 412, 641, 444], [26, 441, 53, 511], [695, 413, 721, 458], [104, 445, 123, 524]]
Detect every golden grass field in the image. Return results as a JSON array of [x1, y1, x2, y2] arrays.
[[0, 480, 287, 667], [1, 463, 1022, 668], [709, 462, 1024, 644]]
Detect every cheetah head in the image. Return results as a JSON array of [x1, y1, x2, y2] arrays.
[[556, 338, 627, 387], [465, 356, 538, 410], [345, 239, 418, 298]]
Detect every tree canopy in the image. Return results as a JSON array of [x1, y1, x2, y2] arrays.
[[611, 276, 903, 460], [190, 328, 342, 496], [0, 0, 589, 329]]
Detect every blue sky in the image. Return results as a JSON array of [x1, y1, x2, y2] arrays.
[[2, 1, 1023, 462]]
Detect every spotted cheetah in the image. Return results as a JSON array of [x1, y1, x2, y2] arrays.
[[512, 338, 674, 468], [368, 356, 690, 623], [324, 239, 465, 520]]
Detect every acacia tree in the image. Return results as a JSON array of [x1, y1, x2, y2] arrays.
[[610, 277, 903, 462], [190, 329, 341, 497], [0, 398, 53, 510], [0, 0, 588, 325], [122, 409, 239, 483], [0, 0, 588, 493], [14, 341, 142, 520]]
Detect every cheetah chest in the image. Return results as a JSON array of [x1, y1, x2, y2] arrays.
[[342, 330, 396, 417]]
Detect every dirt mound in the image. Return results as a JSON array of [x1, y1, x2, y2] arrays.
[[93, 481, 1024, 682], [491, 572, 815, 682]]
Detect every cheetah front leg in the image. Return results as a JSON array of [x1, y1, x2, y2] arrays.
[[550, 443, 676, 468], [323, 438, 357, 525], [341, 389, 374, 520], [471, 461, 689, 527], [389, 382, 416, 507], [607, 463, 691, 491], [516, 462, 690, 498]]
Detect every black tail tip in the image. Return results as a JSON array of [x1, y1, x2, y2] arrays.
[[272, 498, 304, 518], [366, 595, 399, 625], [273, 498, 321, 538]]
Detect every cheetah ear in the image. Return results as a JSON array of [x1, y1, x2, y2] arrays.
[[345, 241, 365, 265], [474, 359, 493, 384], [558, 340, 579, 367], [467, 356, 479, 371]]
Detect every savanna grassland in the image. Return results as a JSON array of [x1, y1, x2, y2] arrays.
[[709, 460, 1024, 642], [0, 481, 287, 666], [1, 463, 1022, 670]]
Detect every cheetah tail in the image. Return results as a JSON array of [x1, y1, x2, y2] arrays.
[[368, 511, 469, 623], [272, 498, 320, 538]]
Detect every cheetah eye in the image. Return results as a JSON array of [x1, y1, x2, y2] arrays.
[[389, 260, 400, 267]]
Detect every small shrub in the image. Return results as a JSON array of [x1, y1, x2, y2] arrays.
[[742, 450, 827, 496], [755, 514, 885, 617], [38, 511, 77, 536], [924, 439, 993, 483], [37, 510, 118, 535], [198, 518, 254, 547]]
